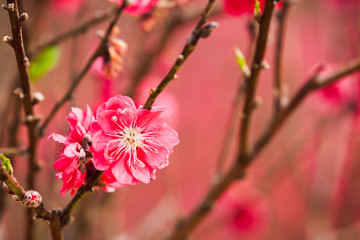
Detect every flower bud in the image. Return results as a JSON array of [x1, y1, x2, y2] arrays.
[[23, 190, 42, 208]]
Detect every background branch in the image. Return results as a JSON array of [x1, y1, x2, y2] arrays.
[[4, 1, 40, 238], [143, 0, 217, 110], [164, 55, 360, 240], [238, 0, 276, 160], [39, 3, 127, 135], [273, 0, 292, 113], [29, 7, 118, 58]]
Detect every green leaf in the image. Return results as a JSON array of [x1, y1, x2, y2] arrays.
[[254, 0, 261, 15], [0, 154, 13, 175], [234, 47, 250, 77], [29, 46, 61, 82]]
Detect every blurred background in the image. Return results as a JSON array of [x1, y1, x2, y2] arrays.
[[0, 0, 360, 239]]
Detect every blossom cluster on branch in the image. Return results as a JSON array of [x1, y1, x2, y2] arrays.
[[50, 95, 179, 195]]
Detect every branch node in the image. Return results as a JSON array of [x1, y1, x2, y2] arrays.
[[2, 36, 14, 46], [149, 88, 156, 94], [178, 54, 185, 61], [23, 57, 30, 68], [199, 21, 219, 38], [252, 96, 263, 110], [2, 3, 15, 11], [32, 92, 45, 105], [19, 13, 29, 23], [24, 114, 41, 125], [254, 62, 261, 69], [14, 87, 24, 99], [261, 60, 271, 69]]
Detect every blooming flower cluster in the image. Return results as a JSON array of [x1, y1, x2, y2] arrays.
[[50, 96, 179, 195]]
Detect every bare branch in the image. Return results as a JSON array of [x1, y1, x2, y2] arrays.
[[143, 0, 217, 110], [39, 3, 128, 135], [29, 7, 118, 58], [238, 0, 277, 160], [273, 0, 292, 113], [165, 55, 360, 240]]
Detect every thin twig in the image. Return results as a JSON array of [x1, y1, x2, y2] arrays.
[[126, 2, 223, 97], [4, 1, 41, 239], [253, 56, 360, 157], [273, 0, 292, 113], [143, 0, 217, 110], [165, 55, 360, 240], [39, 3, 128, 135], [238, 0, 277, 161], [29, 7, 118, 58], [59, 170, 103, 226], [214, 83, 245, 179]]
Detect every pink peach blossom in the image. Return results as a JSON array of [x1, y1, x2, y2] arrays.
[[216, 181, 269, 238], [110, 0, 158, 16], [91, 95, 179, 186], [52, 0, 85, 14], [50, 106, 95, 195]]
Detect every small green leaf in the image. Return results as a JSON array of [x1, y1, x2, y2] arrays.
[[254, 0, 262, 21], [0, 154, 13, 175], [29, 46, 61, 82], [234, 47, 250, 77]]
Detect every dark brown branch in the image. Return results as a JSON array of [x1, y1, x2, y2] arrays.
[[29, 7, 118, 58], [126, 2, 223, 97], [165, 55, 360, 240], [39, 3, 127, 135], [143, 0, 217, 109], [238, 0, 276, 160], [4, 1, 40, 239], [59, 170, 103, 226], [253, 56, 360, 157], [273, 0, 292, 113]]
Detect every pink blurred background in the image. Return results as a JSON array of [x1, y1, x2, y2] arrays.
[[1, 0, 360, 239]]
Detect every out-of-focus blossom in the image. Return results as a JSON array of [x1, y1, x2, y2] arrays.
[[313, 65, 357, 114], [92, 58, 113, 103], [223, 0, 284, 16], [52, 0, 85, 14], [216, 181, 269, 238], [102, 27, 128, 80], [49, 106, 95, 195], [91, 95, 179, 186], [110, 0, 159, 16]]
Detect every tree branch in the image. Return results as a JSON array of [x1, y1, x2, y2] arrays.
[[273, 0, 292, 113], [143, 0, 217, 110], [4, 1, 41, 238], [164, 55, 360, 240], [59, 170, 103, 226], [126, 2, 223, 97], [39, 3, 127, 135], [29, 7, 118, 58], [238, 0, 276, 160]]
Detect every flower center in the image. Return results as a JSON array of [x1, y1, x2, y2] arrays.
[[121, 126, 143, 150], [107, 115, 163, 165]]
